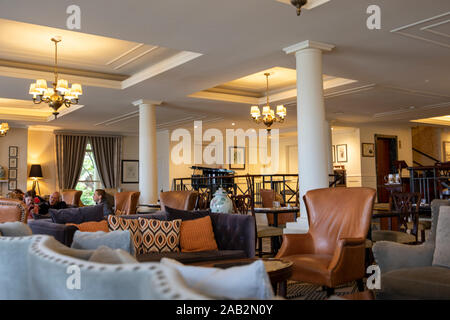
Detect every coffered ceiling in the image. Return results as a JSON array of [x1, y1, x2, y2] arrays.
[[0, 0, 449, 134]]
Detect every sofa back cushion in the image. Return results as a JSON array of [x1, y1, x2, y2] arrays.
[[179, 216, 218, 252], [138, 218, 182, 254], [165, 206, 210, 221], [50, 205, 104, 224], [0, 221, 32, 237], [432, 206, 450, 268]]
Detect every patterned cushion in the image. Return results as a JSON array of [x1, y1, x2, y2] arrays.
[[138, 218, 181, 254], [108, 215, 142, 254]]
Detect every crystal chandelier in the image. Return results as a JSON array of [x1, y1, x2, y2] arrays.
[[250, 73, 286, 132], [0, 122, 9, 137], [29, 37, 82, 118]]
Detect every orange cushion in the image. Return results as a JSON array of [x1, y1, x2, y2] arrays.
[[66, 220, 109, 233], [179, 216, 218, 252]]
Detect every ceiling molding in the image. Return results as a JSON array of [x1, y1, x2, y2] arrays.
[[391, 12, 450, 49], [121, 51, 203, 89], [373, 101, 450, 119], [106, 43, 145, 66], [283, 40, 335, 54], [113, 46, 159, 70]]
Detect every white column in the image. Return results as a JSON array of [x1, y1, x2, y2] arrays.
[[282, 40, 335, 234], [326, 121, 334, 175], [133, 99, 161, 204]]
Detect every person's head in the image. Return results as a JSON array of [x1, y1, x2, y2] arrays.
[[93, 189, 106, 203], [24, 190, 37, 206], [49, 192, 61, 206]]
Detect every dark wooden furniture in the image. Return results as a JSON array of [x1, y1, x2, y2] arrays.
[[254, 207, 299, 228], [193, 258, 293, 297]]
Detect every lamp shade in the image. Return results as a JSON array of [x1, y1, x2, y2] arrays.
[[29, 164, 43, 179]]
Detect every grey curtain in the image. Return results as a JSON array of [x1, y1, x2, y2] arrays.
[[90, 136, 122, 189], [55, 134, 88, 190]]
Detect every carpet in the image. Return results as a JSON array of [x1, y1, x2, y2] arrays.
[[286, 281, 359, 300]]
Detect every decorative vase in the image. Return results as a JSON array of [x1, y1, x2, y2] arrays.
[[0, 165, 5, 179], [210, 187, 233, 213]]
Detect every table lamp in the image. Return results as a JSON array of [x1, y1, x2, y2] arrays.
[[29, 164, 43, 195]]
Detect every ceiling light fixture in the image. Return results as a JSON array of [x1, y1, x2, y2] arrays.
[[29, 37, 82, 119], [250, 73, 286, 132], [291, 0, 308, 16], [0, 122, 9, 137]]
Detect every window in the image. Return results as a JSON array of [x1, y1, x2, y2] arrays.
[[76, 142, 103, 205]]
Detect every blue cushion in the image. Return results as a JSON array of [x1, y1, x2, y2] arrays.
[[71, 230, 135, 255], [50, 205, 104, 224]]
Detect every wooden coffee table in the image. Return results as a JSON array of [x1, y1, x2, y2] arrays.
[[192, 258, 293, 297]]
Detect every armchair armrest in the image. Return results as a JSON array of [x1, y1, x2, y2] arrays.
[[327, 237, 366, 285], [372, 241, 434, 273], [28, 219, 78, 247], [276, 233, 314, 258]]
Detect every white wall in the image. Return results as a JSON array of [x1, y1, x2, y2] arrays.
[[0, 127, 28, 196], [332, 128, 362, 187]]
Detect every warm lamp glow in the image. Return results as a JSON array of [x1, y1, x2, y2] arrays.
[[43, 88, 55, 99], [71, 83, 83, 96], [56, 79, 69, 93], [262, 106, 271, 116], [35, 79, 48, 93], [251, 106, 260, 118], [29, 83, 40, 95]]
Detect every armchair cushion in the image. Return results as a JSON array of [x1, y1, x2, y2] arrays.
[[433, 206, 450, 268], [377, 266, 450, 300]]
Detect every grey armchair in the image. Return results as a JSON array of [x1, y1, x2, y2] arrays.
[[372, 199, 450, 299]]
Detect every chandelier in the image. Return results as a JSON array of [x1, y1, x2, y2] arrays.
[[250, 73, 286, 132], [291, 0, 307, 16], [0, 122, 9, 137], [28, 37, 82, 118]]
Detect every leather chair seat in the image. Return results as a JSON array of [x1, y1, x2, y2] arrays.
[[284, 254, 333, 285], [372, 230, 416, 243], [257, 225, 283, 238]]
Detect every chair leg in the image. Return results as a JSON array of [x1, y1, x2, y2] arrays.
[[421, 229, 426, 243], [258, 238, 263, 258], [326, 287, 335, 297], [356, 279, 365, 292]]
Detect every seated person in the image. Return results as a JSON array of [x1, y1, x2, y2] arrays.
[[24, 190, 47, 219], [93, 189, 113, 216], [47, 191, 68, 210]]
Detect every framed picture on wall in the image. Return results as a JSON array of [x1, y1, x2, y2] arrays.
[[229, 146, 245, 170], [9, 146, 18, 157], [444, 142, 450, 162], [8, 179, 17, 191], [121, 160, 139, 184], [362, 143, 375, 157], [8, 157, 17, 169], [336, 144, 348, 163], [8, 169, 17, 179], [332, 145, 336, 163]]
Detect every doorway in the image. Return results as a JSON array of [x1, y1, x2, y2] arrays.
[[375, 135, 398, 203]]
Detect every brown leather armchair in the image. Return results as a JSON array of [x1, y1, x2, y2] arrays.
[[61, 190, 83, 207], [0, 199, 28, 223], [159, 191, 198, 211], [276, 187, 376, 295], [114, 191, 140, 215]]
